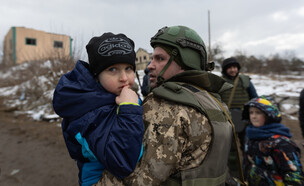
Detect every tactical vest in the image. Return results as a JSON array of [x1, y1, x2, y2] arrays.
[[152, 82, 233, 186], [221, 75, 250, 109]]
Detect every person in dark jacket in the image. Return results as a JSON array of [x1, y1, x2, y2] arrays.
[[52, 33, 144, 186], [299, 88, 304, 146], [221, 57, 258, 110], [221, 57, 258, 183], [242, 95, 304, 185], [141, 62, 150, 97], [221, 57, 258, 144]]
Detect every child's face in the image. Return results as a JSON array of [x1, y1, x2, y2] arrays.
[[98, 63, 135, 95], [249, 107, 266, 127]]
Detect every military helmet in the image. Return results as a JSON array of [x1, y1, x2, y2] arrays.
[[150, 26, 213, 71]]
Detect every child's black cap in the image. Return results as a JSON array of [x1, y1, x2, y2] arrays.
[[86, 32, 136, 76]]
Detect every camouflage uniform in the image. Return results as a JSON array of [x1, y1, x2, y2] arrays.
[[98, 95, 211, 185], [97, 70, 233, 186], [96, 25, 234, 186]]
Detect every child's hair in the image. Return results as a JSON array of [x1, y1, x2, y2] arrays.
[[242, 95, 282, 124], [86, 32, 136, 77]]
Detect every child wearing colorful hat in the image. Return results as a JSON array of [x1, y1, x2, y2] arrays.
[[242, 95, 304, 185], [53, 33, 144, 186]]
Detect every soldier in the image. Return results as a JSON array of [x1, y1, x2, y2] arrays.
[[97, 25, 237, 186], [221, 57, 258, 184], [221, 57, 258, 148]]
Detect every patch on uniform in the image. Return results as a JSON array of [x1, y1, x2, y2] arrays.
[[153, 123, 161, 135]]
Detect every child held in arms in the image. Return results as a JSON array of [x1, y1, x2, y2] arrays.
[[53, 33, 144, 185]]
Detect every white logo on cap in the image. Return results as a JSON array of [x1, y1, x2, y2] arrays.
[[98, 37, 133, 56]]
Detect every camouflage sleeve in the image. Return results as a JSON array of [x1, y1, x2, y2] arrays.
[[95, 170, 124, 186], [95, 95, 212, 186], [122, 95, 212, 185]]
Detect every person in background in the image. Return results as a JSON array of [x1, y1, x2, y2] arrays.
[[299, 88, 304, 146], [242, 95, 304, 185], [97, 25, 235, 186], [221, 57, 258, 184], [52, 33, 144, 186], [221, 57, 258, 149], [141, 62, 150, 97]]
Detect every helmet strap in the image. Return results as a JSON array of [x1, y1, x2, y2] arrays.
[[156, 49, 178, 86]]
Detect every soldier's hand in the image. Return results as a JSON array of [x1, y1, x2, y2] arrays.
[[116, 86, 138, 105], [95, 170, 125, 186]]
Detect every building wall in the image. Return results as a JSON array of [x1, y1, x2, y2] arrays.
[[136, 48, 151, 63], [3, 27, 72, 65], [135, 48, 151, 70], [3, 28, 14, 64]]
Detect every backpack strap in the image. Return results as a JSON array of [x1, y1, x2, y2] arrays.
[[203, 91, 247, 186], [152, 82, 225, 122], [227, 75, 240, 109], [153, 82, 247, 185]]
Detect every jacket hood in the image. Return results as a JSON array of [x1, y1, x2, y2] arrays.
[[53, 60, 116, 121], [243, 95, 281, 124]]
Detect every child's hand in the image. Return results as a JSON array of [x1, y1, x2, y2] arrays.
[[115, 86, 138, 105]]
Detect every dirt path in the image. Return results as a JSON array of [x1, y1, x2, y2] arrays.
[[0, 109, 303, 186], [0, 111, 78, 186]]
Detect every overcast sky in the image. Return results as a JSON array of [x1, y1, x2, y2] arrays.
[[1, 0, 304, 60]]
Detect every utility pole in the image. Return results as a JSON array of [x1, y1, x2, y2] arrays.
[[208, 10, 212, 61]]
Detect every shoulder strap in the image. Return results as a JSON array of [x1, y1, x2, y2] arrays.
[[152, 82, 208, 115], [227, 75, 240, 109], [204, 91, 247, 186], [152, 82, 226, 122], [182, 83, 247, 186], [153, 82, 247, 186]]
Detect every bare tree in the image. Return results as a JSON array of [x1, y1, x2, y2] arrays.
[[233, 50, 248, 72], [289, 57, 304, 73], [245, 55, 264, 74], [266, 54, 288, 75], [211, 42, 225, 63]]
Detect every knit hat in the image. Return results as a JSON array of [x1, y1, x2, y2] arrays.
[[242, 95, 282, 124], [221, 57, 241, 75], [86, 32, 136, 76]]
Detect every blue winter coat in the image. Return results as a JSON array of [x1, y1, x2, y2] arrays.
[[53, 60, 144, 186]]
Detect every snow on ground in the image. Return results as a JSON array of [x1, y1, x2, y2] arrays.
[[250, 74, 303, 97], [211, 71, 303, 98], [0, 62, 30, 79], [136, 70, 303, 119], [0, 69, 303, 121]]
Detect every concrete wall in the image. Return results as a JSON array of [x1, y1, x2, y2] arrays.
[[3, 27, 72, 65], [135, 48, 151, 70], [136, 61, 149, 71], [3, 28, 13, 64]]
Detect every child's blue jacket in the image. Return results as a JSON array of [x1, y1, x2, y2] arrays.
[[53, 61, 144, 185]]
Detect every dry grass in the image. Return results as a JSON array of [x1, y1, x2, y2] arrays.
[[0, 57, 76, 114]]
